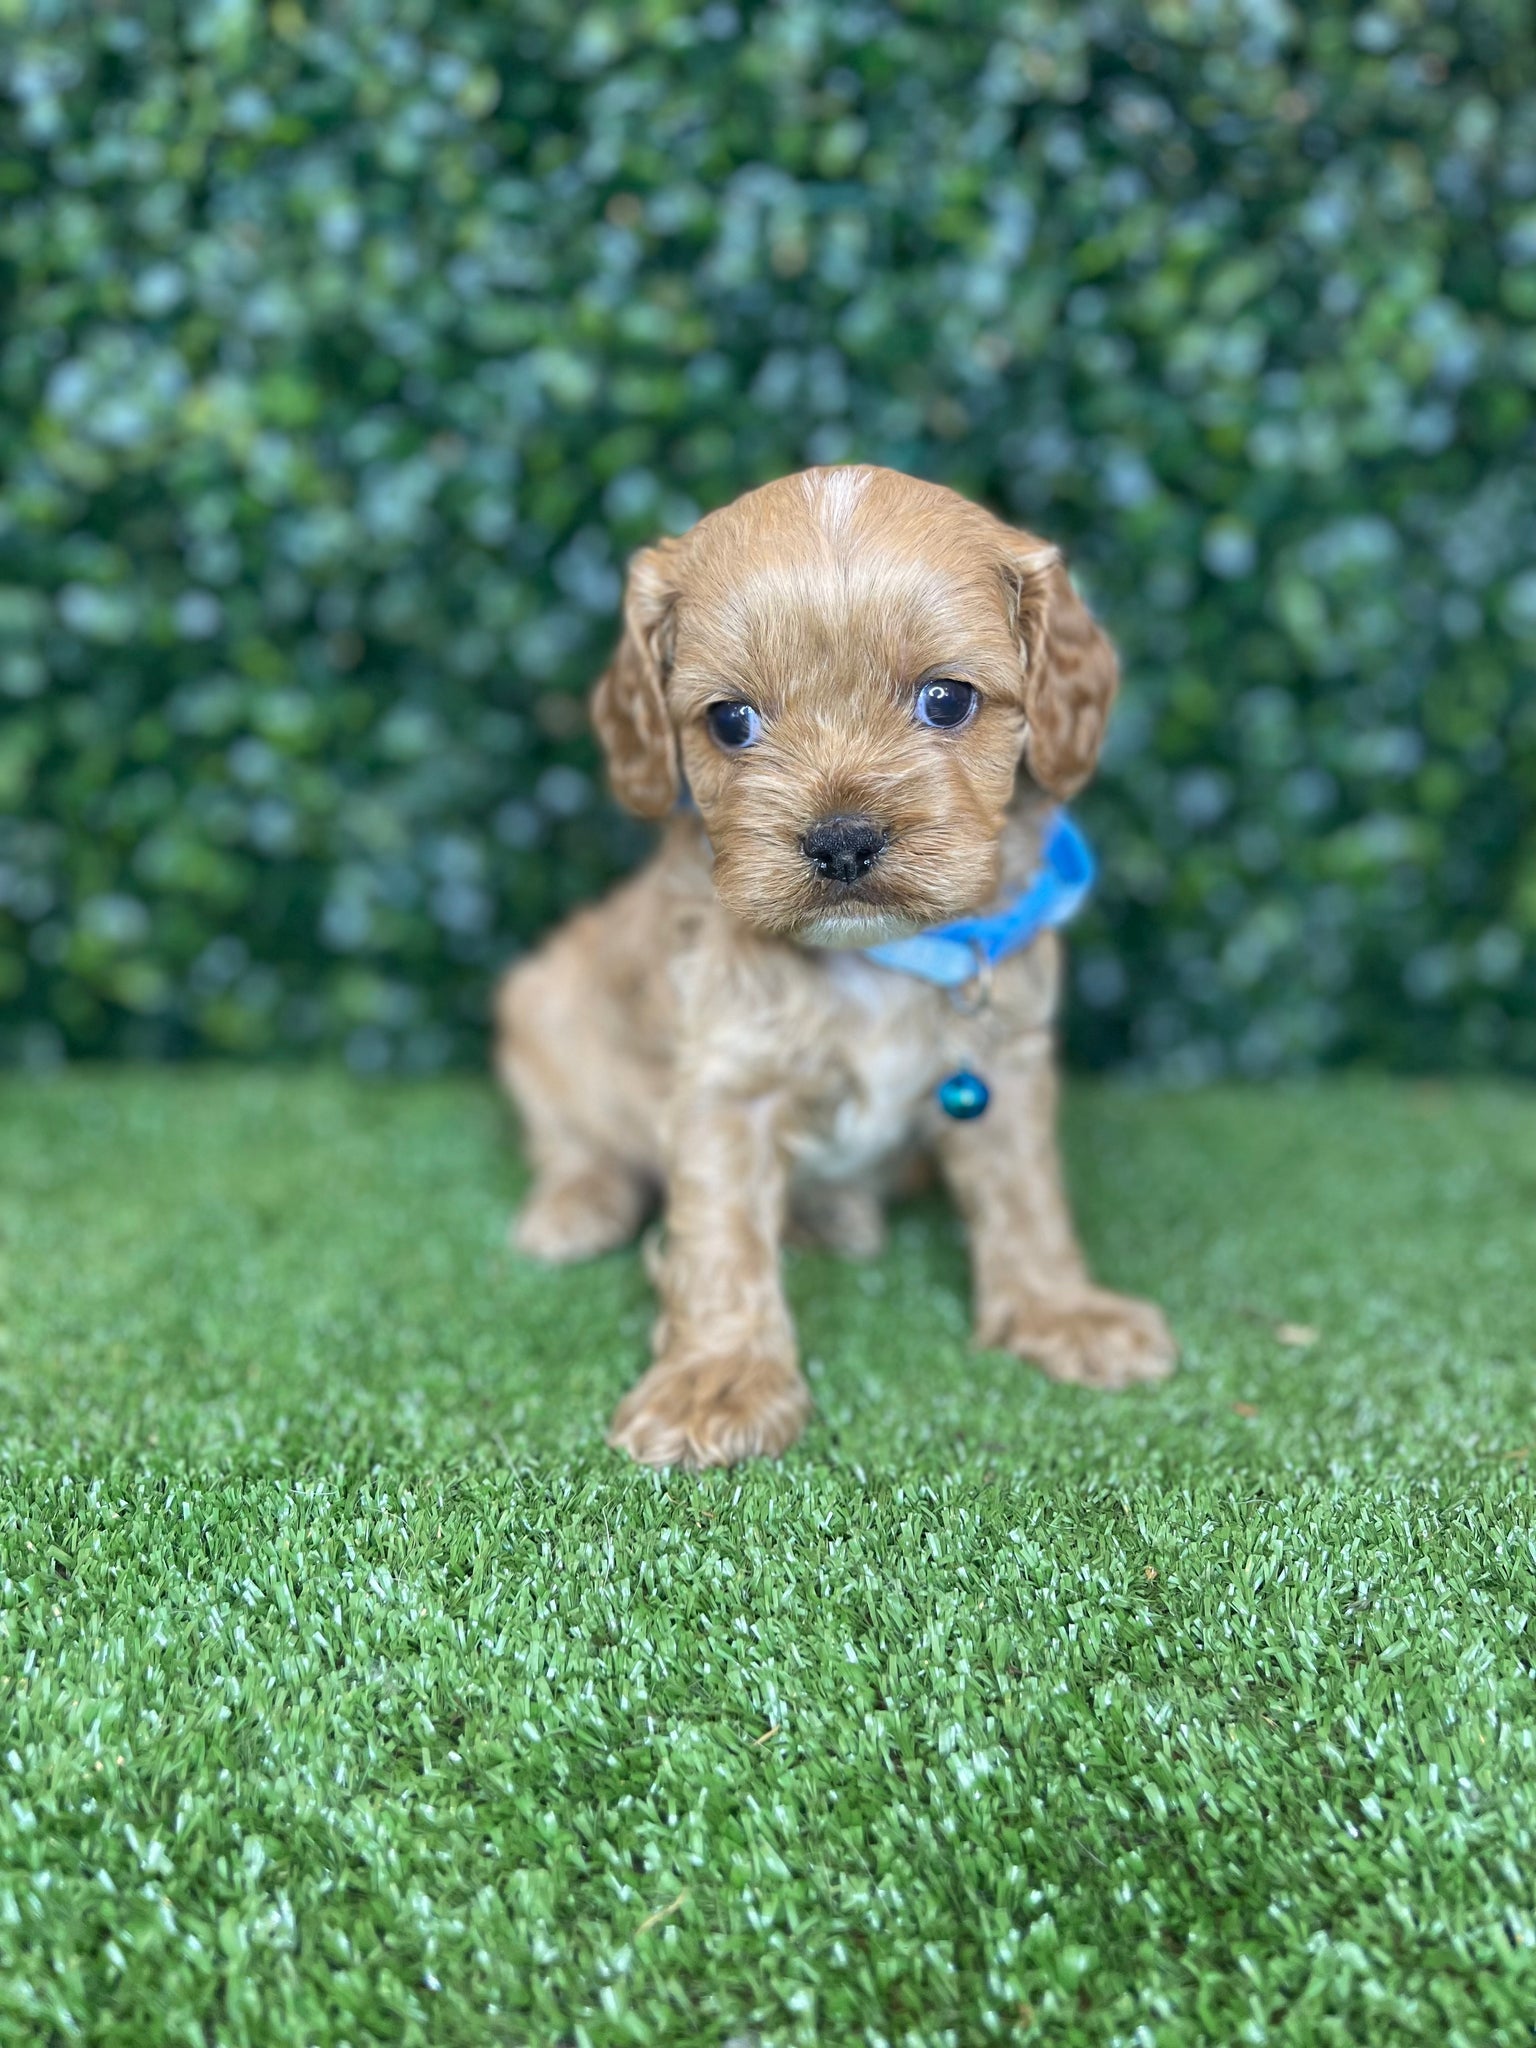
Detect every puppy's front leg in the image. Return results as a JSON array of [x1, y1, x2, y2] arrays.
[[938, 1042, 1176, 1390], [607, 1088, 810, 1468]]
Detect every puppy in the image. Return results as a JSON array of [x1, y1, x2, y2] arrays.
[[496, 465, 1175, 1467]]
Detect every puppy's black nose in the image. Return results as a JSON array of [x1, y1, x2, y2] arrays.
[[801, 814, 887, 886]]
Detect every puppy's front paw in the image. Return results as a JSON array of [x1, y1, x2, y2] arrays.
[[607, 1355, 811, 1469], [986, 1288, 1177, 1391]]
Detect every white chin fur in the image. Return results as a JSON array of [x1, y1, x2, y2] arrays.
[[797, 908, 925, 949]]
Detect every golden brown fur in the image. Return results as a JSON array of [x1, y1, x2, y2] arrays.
[[497, 466, 1175, 1467]]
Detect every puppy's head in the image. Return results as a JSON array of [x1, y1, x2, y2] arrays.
[[592, 466, 1119, 942]]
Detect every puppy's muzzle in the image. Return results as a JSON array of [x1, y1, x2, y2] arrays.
[[801, 814, 888, 887]]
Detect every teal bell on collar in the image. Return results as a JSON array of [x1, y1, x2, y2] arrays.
[[936, 1070, 990, 1120]]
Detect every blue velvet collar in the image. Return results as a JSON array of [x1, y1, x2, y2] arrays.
[[674, 789, 1094, 994], [862, 810, 1094, 990]]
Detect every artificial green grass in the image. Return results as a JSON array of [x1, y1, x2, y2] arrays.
[[2, 1072, 1536, 2047]]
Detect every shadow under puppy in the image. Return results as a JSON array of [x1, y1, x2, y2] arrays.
[[497, 465, 1176, 1467]]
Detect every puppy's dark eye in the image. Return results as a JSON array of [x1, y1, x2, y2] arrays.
[[706, 701, 762, 751], [914, 677, 979, 730]]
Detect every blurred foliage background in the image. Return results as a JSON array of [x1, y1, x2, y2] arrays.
[[2, 0, 1535, 1077]]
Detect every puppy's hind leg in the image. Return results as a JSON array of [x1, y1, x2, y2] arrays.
[[495, 956, 654, 1265], [789, 1180, 887, 1260], [510, 1144, 651, 1265]]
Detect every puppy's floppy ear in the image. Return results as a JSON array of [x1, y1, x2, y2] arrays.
[[998, 532, 1120, 799], [591, 540, 682, 818]]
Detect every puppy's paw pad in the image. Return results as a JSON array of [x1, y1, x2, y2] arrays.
[[511, 1172, 646, 1264], [607, 1358, 811, 1469], [995, 1290, 1177, 1391]]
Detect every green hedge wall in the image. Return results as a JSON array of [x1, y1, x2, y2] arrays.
[[3, 0, 1536, 1075]]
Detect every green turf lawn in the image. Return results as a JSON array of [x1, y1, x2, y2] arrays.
[[2, 1072, 1536, 2047]]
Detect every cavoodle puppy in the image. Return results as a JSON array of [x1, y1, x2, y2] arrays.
[[496, 465, 1175, 1467]]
